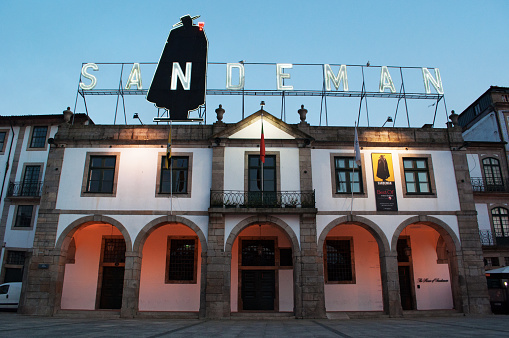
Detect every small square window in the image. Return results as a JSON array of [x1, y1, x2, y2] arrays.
[[6, 250, 26, 265], [166, 237, 197, 283], [30, 126, 48, 148], [279, 248, 293, 267], [14, 205, 33, 228]]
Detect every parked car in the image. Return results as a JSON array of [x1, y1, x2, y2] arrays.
[[0, 282, 22, 309]]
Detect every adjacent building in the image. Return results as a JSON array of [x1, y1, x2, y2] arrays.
[[458, 86, 509, 312], [0, 112, 90, 285], [16, 106, 490, 318]]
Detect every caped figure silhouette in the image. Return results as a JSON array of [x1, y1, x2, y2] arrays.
[[147, 15, 208, 120], [376, 155, 390, 181]]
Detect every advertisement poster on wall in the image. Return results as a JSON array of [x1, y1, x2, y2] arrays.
[[372, 153, 398, 211]]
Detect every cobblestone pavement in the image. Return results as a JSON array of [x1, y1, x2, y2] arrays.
[[1, 312, 509, 337]]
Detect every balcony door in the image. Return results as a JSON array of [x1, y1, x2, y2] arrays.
[[248, 155, 276, 207], [22, 165, 40, 196]]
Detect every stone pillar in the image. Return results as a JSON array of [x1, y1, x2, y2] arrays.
[[121, 251, 142, 318], [298, 213, 326, 318], [451, 148, 491, 314], [379, 251, 403, 317], [19, 145, 65, 315], [205, 144, 229, 318], [205, 212, 230, 318]]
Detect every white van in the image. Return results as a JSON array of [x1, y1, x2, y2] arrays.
[[0, 282, 22, 309]]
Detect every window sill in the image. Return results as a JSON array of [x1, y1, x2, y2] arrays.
[[403, 193, 436, 198]]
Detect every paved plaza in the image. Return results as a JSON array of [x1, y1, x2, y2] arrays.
[[1, 312, 509, 337]]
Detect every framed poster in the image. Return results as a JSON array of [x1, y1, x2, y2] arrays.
[[371, 153, 398, 211]]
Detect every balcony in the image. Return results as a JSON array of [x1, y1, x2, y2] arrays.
[[210, 190, 315, 209], [471, 177, 509, 193], [7, 181, 43, 198], [479, 229, 509, 246]]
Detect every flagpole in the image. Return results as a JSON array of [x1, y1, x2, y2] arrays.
[[351, 122, 359, 215], [170, 120, 173, 216], [261, 113, 264, 202]]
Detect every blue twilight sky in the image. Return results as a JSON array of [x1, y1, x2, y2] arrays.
[[1, 0, 508, 128]]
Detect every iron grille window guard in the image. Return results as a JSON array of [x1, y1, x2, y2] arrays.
[[210, 190, 315, 209], [471, 177, 509, 193], [7, 181, 43, 197]]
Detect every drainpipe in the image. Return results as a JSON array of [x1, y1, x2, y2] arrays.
[[491, 105, 509, 175], [0, 120, 15, 200]]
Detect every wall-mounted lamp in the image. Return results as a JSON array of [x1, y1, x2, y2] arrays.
[[48, 138, 58, 147], [382, 116, 393, 127], [133, 113, 143, 125]]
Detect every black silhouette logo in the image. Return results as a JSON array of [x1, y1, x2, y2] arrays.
[[147, 15, 208, 120]]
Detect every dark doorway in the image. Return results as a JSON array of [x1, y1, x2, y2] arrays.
[[98, 237, 126, 310], [397, 237, 415, 310], [241, 270, 275, 311], [99, 267, 124, 309], [239, 238, 277, 311], [398, 266, 413, 310]]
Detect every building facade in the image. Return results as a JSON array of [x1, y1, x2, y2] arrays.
[[19, 108, 490, 318]]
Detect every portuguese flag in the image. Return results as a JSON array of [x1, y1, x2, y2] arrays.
[[260, 118, 265, 163]]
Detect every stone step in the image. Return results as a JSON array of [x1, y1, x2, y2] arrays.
[[230, 312, 295, 320], [55, 310, 121, 319], [402, 310, 464, 317]]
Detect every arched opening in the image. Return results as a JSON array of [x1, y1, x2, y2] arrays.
[[320, 222, 384, 312], [392, 219, 459, 311], [59, 220, 129, 310], [138, 222, 203, 312], [227, 217, 299, 314]]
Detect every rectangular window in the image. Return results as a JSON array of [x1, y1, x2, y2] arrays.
[[248, 155, 276, 192], [403, 158, 431, 194], [485, 257, 500, 267], [166, 238, 197, 283], [324, 238, 355, 283], [7, 251, 26, 265], [160, 156, 188, 194], [334, 157, 363, 194], [14, 205, 33, 228], [86, 156, 116, 193], [0, 131, 6, 152], [30, 126, 48, 148]]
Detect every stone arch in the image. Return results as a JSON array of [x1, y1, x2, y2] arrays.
[[54, 215, 132, 315], [317, 215, 390, 256], [224, 215, 299, 254], [133, 215, 208, 317], [391, 215, 461, 253], [133, 215, 208, 254], [391, 215, 463, 312], [55, 215, 132, 253], [317, 215, 392, 315]]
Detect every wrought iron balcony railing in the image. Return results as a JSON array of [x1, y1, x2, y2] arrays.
[[7, 181, 43, 197], [479, 230, 495, 246], [471, 177, 509, 193], [479, 229, 509, 246], [210, 190, 315, 209]]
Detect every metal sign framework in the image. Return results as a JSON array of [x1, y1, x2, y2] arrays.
[[74, 62, 447, 127]]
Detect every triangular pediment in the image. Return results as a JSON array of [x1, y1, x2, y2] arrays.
[[212, 110, 312, 140]]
